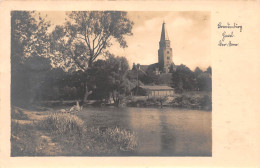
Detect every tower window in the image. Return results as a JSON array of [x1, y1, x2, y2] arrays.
[[167, 56, 170, 60], [167, 51, 170, 54]]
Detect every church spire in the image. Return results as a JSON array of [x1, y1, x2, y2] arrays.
[[158, 21, 172, 73], [160, 22, 169, 41]]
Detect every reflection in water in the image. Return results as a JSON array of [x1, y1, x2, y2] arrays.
[[129, 108, 162, 155], [159, 113, 176, 155], [78, 107, 211, 156]]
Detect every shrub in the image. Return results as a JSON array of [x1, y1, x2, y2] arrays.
[[38, 113, 85, 136], [85, 127, 137, 155], [103, 127, 137, 152], [171, 93, 212, 110], [127, 99, 147, 107]]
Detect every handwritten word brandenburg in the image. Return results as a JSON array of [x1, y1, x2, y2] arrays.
[[218, 22, 243, 32]]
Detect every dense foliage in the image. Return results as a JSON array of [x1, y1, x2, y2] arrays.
[[172, 65, 212, 93], [50, 11, 134, 71], [11, 11, 134, 105], [11, 11, 51, 105], [85, 54, 131, 106]]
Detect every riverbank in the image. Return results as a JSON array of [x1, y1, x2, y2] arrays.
[[36, 91, 211, 111], [11, 106, 137, 156], [127, 91, 211, 111]]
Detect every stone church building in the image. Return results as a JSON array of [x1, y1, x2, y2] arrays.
[[132, 21, 175, 74]]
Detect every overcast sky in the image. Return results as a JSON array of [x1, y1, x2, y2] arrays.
[[42, 11, 211, 70]]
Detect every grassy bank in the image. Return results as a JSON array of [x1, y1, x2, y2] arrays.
[[11, 107, 137, 156]]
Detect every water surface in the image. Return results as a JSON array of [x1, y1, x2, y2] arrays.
[[78, 107, 211, 156]]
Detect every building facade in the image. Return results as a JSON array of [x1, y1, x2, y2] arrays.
[[132, 85, 174, 98]]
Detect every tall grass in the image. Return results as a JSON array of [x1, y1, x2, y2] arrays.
[[85, 127, 137, 155], [38, 113, 85, 135], [35, 113, 137, 156]]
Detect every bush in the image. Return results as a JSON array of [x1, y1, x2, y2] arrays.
[[38, 113, 85, 136], [85, 127, 137, 155], [103, 127, 137, 152], [127, 99, 147, 107], [171, 93, 212, 110]]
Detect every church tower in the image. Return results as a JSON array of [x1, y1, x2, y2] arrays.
[[158, 22, 173, 73]]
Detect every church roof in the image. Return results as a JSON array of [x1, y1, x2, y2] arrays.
[[160, 22, 169, 41], [139, 65, 149, 72]]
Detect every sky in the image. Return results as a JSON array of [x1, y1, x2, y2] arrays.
[[42, 11, 211, 70]]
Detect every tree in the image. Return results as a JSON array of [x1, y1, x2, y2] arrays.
[[87, 54, 130, 106], [194, 67, 203, 77], [171, 64, 196, 92], [197, 73, 212, 91], [194, 66, 212, 91], [11, 11, 51, 105], [139, 69, 160, 85], [49, 11, 134, 102], [205, 66, 212, 74], [11, 11, 50, 63]]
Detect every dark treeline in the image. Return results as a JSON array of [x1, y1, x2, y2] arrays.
[[171, 65, 212, 93], [12, 59, 211, 105], [128, 64, 212, 93], [12, 54, 131, 106]]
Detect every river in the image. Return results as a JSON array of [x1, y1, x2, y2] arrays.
[[77, 107, 211, 156]]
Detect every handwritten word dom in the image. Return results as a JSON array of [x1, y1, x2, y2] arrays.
[[217, 22, 242, 47]]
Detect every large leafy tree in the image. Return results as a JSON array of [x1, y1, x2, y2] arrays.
[[11, 11, 50, 64], [50, 11, 133, 70], [11, 11, 51, 105], [49, 11, 134, 102]]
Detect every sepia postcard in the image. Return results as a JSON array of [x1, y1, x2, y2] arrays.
[[0, 0, 260, 167]]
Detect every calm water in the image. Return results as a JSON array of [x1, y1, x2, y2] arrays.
[[77, 107, 212, 156]]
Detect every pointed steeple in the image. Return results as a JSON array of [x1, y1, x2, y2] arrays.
[[160, 21, 169, 41], [158, 21, 173, 73]]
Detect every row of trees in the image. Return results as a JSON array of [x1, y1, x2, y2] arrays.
[[129, 64, 212, 93], [30, 54, 131, 106]]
